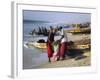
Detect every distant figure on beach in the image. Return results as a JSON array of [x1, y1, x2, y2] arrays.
[[47, 28, 55, 62], [51, 40, 60, 62], [58, 27, 68, 60]]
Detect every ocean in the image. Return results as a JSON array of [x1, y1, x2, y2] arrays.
[[23, 22, 51, 69]]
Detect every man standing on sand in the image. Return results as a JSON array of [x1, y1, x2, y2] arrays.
[[58, 27, 68, 60]]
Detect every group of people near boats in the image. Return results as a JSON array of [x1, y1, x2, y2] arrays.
[[47, 27, 68, 62]]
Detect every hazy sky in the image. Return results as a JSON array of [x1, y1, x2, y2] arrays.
[[23, 10, 91, 24]]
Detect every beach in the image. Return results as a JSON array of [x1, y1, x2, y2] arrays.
[[35, 51, 90, 68], [23, 33, 91, 69], [23, 11, 91, 69]]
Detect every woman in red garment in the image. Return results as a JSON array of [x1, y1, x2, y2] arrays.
[[47, 29, 55, 62], [58, 27, 68, 60]]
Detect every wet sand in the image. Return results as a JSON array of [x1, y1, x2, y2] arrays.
[[23, 47, 48, 69], [34, 51, 91, 68]]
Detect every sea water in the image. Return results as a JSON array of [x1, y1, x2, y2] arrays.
[[23, 22, 49, 69]]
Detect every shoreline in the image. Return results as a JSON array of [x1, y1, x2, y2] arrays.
[[35, 51, 90, 69], [23, 33, 91, 69]]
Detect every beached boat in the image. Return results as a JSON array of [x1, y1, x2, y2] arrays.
[[32, 42, 90, 49], [24, 42, 47, 49], [25, 38, 90, 49], [76, 44, 90, 49], [64, 27, 90, 33], [33, 42, 47, 49], [25, 42, 90, 49]]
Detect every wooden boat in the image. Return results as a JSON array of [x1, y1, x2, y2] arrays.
[[76, 44, 90, 49], [64, 27, 90, 34], [32, 42, 90, 49], [26, 38, 90, 50], [32, 42, 47, 49]]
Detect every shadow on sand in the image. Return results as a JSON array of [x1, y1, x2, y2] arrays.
[[65, 41, 90, 60], [65, 49, 88, 60]]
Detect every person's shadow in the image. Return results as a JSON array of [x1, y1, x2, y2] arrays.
[[65, 41, 88, 60]]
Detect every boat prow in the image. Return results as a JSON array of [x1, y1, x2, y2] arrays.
[[33, 42, 47, 49]]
